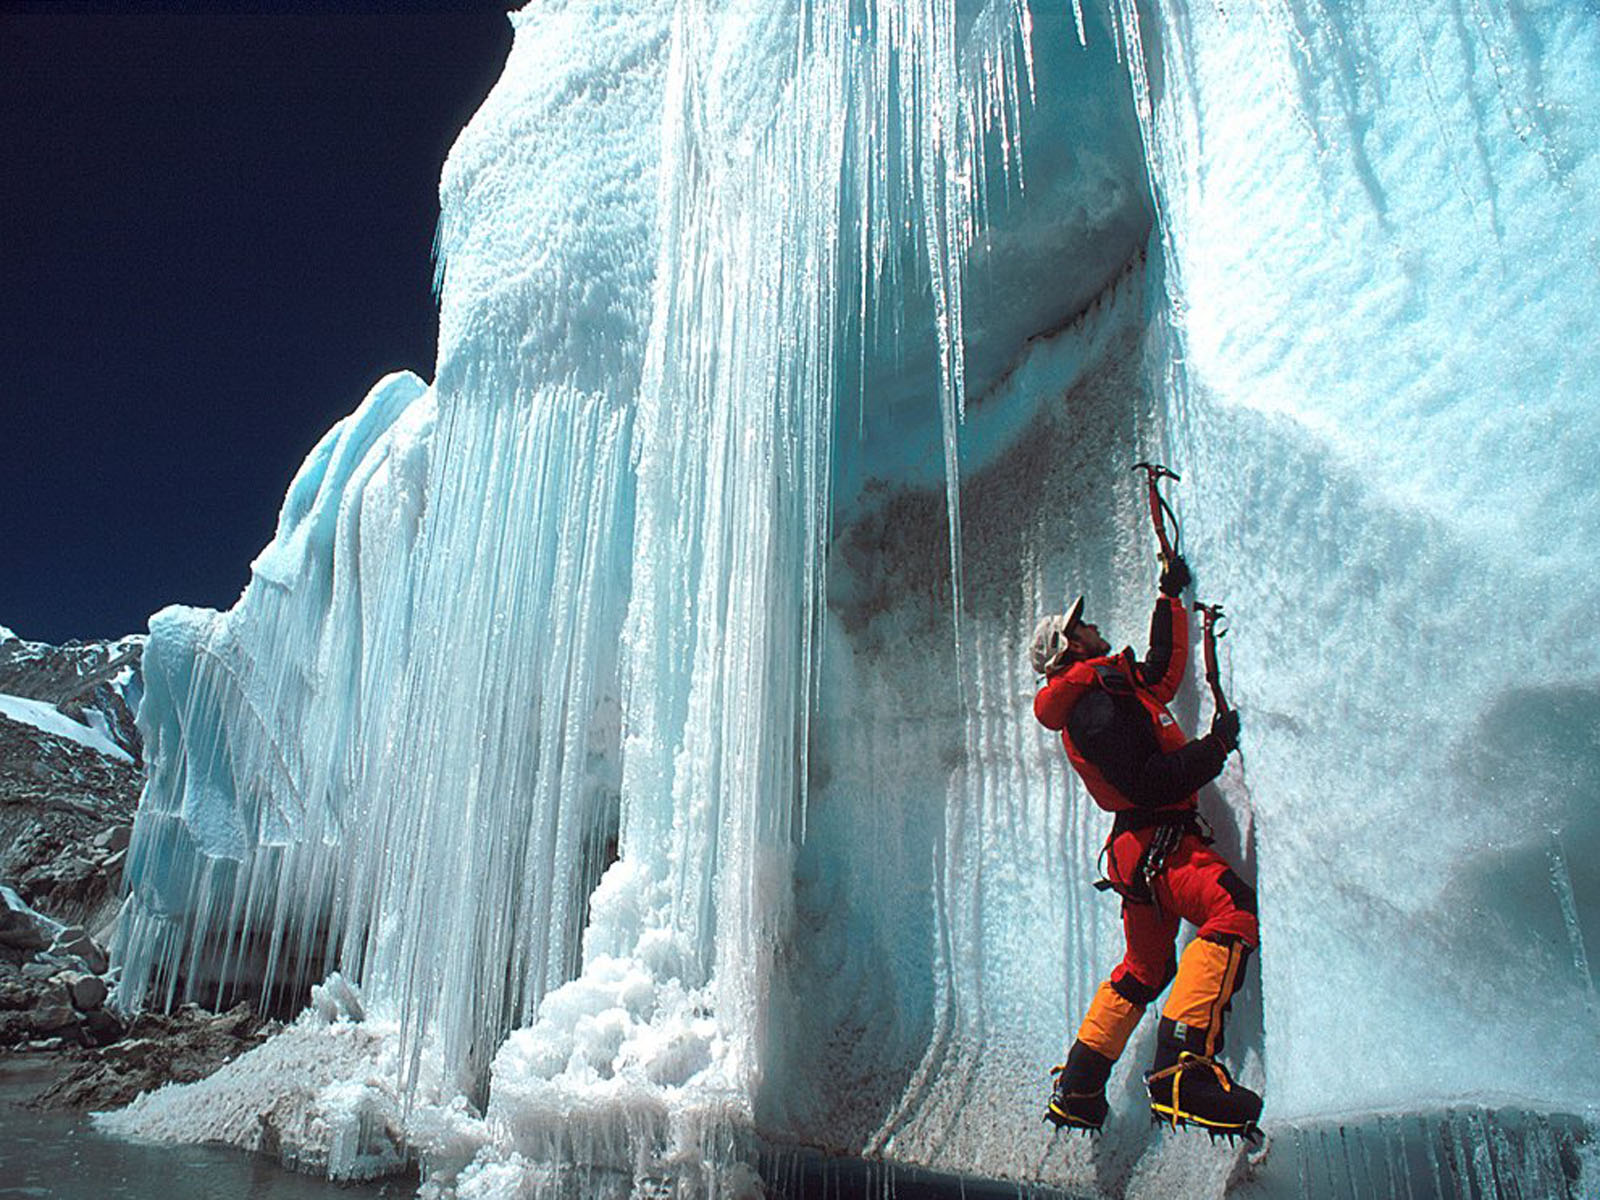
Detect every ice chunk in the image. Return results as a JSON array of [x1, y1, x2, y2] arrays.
[[310, 972, 366, 1024]]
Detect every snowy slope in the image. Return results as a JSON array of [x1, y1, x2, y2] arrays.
[[0, 629, 145, 762], [106, 1, 1599, 1197], [0, 693, 131, 763]]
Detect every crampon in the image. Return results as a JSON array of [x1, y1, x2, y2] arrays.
[[1145, 1052, 1263, 1146], [1044, 1064, 1108, 1134]]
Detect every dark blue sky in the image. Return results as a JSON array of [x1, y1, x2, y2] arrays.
[[0, 4, 514, 643]]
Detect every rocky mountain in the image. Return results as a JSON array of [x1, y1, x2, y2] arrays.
[[0, 627, 144, 929], [0, 628, 143, 1061], [0, 628, 144, 765]]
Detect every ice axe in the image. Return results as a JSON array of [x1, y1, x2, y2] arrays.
[[1132, 461, 1182, 569], [1193, 600, 1232, 717]]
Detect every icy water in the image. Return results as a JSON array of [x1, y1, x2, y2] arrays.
[[0, 1056, 1031, 1200], [0, 1057, 406, 1200]]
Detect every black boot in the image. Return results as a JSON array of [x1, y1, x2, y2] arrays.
[[1145, 1020, 1261, 1141], [1045, 1041, 1112, 1132]]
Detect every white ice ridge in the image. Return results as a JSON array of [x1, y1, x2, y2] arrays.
[[0, 691, 133, 763], [110, 0, 1599, 1197]]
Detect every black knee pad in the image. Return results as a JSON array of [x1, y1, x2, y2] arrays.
[[1109, 970, 1163, 1008]]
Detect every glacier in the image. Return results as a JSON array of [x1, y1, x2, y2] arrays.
[[101, 0, 1599, 1196]]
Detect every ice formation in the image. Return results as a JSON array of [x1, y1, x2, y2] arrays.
[[107, 0, 1599, 1196]]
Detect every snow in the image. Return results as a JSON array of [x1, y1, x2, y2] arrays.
[[96, 999, 427, 1183], [105, 0, 1599, 1196], [0, 691, 132, 763]]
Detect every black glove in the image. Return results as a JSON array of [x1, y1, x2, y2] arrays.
[[1159, 553, 1191, 597], [1210, 708, 1241, 753]]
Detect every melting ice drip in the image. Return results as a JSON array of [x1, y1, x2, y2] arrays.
[[108, 0, 1600, 1195]]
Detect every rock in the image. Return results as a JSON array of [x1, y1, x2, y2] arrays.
[[0, 686, 142, 928], [0, 887, 55, 951], [0, 922, 49, 952], [81, 1007, 125, 1047], [93, 825, 132, 854], [62, 971, 107, 1012], [21, 855, 96, 892], [0, 979, 34, 1010], [89, 910, 120, 947], [48, 927, 108, 975], [0, 1011, 33, 1043], [36, 1003, 272, 1111], [101, 1036, 159, 1069], [22, 962, 61, 981], [210, 1003, 259, 1038], [31, 1003, 78, 1033]]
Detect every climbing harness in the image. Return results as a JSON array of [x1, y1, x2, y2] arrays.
[[1093, 807, 1213, 911], [1132, 461, 1183, 569], [1080, 651, 1217, 910]]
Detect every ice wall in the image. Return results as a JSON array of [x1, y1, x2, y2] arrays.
[[777, 0, 1600, 1187], [117, 4, 669, 1100], [110, 0, 1598, 1196], [116, 369, 437, 1013], [1124, 0, 1600, 1116]]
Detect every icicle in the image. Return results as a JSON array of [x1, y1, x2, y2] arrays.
[[113, 0, 1062, 1183], [1547, 831, 1599, 1009], [1421, 1115, 1446, 1200]]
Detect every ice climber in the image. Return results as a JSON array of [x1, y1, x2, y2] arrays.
[[1029, 553, 1263, 1140]]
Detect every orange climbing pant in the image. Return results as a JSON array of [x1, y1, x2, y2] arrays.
[[1075, 831, 1257, 1061]]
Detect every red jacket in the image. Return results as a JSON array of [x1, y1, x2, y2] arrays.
[[1034, 595, 1226, 814]]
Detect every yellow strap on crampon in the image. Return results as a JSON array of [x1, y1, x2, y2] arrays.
[[1147, 1052, 1233, 1129]]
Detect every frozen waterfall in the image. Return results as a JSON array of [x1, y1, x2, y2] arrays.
[[105, 1, 1598, 1197]]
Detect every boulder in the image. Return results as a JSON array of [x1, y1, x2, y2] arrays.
[[81, 1007, 125, 1047], [0, 978, 34, 1010], [49, 926, 108, 975], [37, 1004, 272, 1110], [0, 887, 55, 951], [0, 1010, 32, 1043], [30, 1002, 77, 1033], [209, 1003, 260, 1038], [93, 825, 133, 854], [62, 971, 108, 1012], [0, 921, 49, 952]]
